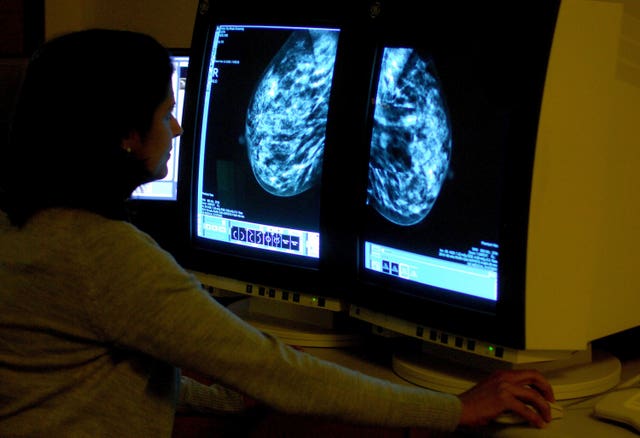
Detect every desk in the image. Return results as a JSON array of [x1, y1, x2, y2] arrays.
[[174, 345, 640, 437], [307, 347, 640, 438]]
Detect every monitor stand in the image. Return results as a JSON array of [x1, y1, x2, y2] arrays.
[[193, 270, 362, 348], [228, 297, 362, 348], [392, 342, 621, 400]]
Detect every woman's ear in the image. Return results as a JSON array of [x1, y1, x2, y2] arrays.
[[121, 131, 142, 154]]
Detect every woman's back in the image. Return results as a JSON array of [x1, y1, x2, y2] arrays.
[[0, 208, 178, 437]]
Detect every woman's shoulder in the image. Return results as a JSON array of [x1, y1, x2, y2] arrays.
[[29, 208, 158, 249]]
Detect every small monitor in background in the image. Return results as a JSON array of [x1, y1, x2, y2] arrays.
[[131, 52, 189, 201]]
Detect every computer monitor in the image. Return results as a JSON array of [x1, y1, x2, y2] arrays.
[[348, 0, 640, 400], [177, 3, 370, 346], [131, 51, 190, 201], [127, 50, 190, 255]]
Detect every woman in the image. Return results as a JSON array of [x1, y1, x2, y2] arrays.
[[0, 29, 554, 436]]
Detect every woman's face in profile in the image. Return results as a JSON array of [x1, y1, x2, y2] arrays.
[[126, 84, 183, 181]]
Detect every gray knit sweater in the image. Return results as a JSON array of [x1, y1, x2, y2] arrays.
[[0, 208, 461, 436]]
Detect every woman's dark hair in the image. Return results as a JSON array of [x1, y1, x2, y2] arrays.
[[0, 29, 173, 226]]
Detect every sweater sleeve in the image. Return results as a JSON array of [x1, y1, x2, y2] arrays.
[[84, 217, 462, 431], [178, 375, 246, 414]]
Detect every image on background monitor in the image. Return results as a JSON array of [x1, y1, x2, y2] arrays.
[[131, 54, 190, 200], [362, 46, 500, 304], [193, 24, 340, 262]]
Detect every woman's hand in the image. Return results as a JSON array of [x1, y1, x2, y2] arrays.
[[458, 369, 555, 428]]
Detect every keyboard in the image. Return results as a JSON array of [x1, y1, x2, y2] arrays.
[[593, 386, 640, 433]]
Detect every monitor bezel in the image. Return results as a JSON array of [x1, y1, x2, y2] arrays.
[[350, 1, 560, 350], [176, 4, 373, 297]]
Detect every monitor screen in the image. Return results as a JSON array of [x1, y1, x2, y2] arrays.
[[190, 24, 340, 268], [131, 53, 190, 200], [176, 12, 366, 345], [350, 1, 562, 351], [361, 46, 499, 308]]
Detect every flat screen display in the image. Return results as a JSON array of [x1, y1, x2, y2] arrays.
[[361, 46, 501, 306], [192, 24, 340, 265]]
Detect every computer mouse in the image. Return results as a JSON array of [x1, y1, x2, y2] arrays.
[[494, 401, 564, 425]]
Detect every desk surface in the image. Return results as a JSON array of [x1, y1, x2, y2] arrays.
[[304, 346, 640, 437]]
